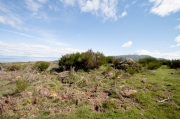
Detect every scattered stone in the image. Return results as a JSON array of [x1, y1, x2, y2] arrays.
[[124, 89, 137, 96], [167, 84, 172, 86], [142, 78, 147, 83], [16, 76, 21, 79], [20, 91, 32, 98], [49, 92, 58, 99], [39, 88, 50, 97]]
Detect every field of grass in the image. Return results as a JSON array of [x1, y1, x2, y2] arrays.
[[0, 62, 180, 119]]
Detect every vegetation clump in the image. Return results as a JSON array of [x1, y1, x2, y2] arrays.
[[3, 63, 27, 71], [138, 58, 162, 70], [59, 49, 106, 71], [34, 61, 50, 71], [16, 78, 29, 93], [169, 59, 180, 69]]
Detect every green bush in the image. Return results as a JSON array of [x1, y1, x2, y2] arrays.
[[113, 58, 123, 69], [34, 61, 50, 71], [169, 60, 180, 69], [147, 61, 161, 70], [105, 56, 115, 64], [138, 58, 162, 70], [127, 67, 136, 75], [16, 78, 29, 93], [59, 50, 106, 71], [102, 99, 119, 110], [6, 64, 21, 71]]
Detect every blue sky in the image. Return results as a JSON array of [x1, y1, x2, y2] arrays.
[[0, 0, 180, 60]]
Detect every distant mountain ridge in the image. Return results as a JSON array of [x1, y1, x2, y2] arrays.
[[115, 55, 155, 61]]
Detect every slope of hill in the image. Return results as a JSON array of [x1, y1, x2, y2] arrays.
[[115, 55, 155, 61]]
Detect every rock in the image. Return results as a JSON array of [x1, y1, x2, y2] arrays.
[[124, 90, 137, 96], [125, 58, 135, 64], [20, 91, 32, 98], [39, 88, 50, 97], [49, 92, 58, 99], [167, 84, 172, 86], [142, 78, 147, 83]]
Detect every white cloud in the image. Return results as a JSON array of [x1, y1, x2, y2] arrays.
[[175, 35, 180, 42], [0, 41, 82, 57], [120, 11, 127, 18], [122, 41, 132, 47], [175, 25, 180, 29], [170, 35, 180, 48], [59, 0, 119, 21], [149, 0, 180, 16], [78, 0, 100, 12], [135, 49, 180, 59]]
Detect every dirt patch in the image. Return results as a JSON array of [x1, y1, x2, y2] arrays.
[[87, 90, 109, 111]]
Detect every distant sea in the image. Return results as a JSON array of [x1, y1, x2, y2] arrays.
[[0, 56, 59, 63]]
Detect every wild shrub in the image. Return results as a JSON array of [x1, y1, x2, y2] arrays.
[[169, 60, 180, 69], [16, 78, 29, 93], [102, 99, 119, 110], [59, 50, 106, 71], [113, 58, 123, 69], [34, 61, 50, 71], [59, 52, 81, 70], [5, 63, 21, 71], [126, 67, 136, 75], [105, 56, 115, 64], [138, 58, 162, 70], [147, 61, 161, 70]]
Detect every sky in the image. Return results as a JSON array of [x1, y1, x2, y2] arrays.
[[0, 0, 180, 61]]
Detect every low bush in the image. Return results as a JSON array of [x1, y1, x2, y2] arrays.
[[138, 58, 162, 70], [34, 61, 50, 71], [127, 67, 136, 75], [113, 58, 123, 69], [147, 61, 162, 70], [16, 78, 29, 93], [169, 60, 180, 69], [105, 56, 115, 64], [102, 99, 119, 111], [5, 63, 21, 71], [59, 50, 106, 71]]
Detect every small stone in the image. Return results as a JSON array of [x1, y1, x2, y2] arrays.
[[124, 89, 137, 96], [142, 78, 147, 83], [167, 84, 172, 86]]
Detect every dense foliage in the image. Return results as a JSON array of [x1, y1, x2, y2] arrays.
[[138, 58, 162, 70], [34, 61, 50, 71], [169, 59, 180, 69], [59, 50, 107, 71]]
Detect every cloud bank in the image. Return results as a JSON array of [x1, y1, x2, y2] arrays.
[[149, 0, 180, 16], [0, 41, 82, 58], [60, 0, 119, 21], [135, 49, 180, 59]]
